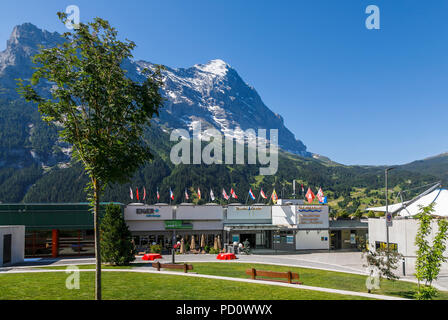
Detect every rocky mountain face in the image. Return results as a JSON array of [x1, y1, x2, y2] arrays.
[[0, 23, 64, 97], [0, 23, 310, 172]]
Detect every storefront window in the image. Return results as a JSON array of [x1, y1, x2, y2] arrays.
[[58, 230, 95, 256], [25, 231, 52, 257]]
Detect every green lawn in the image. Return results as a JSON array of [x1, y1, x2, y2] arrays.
[[0, 271, 374, 300], [33, 261, 448, 300]]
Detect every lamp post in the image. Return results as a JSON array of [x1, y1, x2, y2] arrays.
[[385, 167, 396, 259]]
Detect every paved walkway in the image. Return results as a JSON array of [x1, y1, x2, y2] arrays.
[[5, 251, 448, 291], [0, 267, 406, 300]]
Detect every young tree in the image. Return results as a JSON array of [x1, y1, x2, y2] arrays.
[[17, 13, 164, 300], [101, 204, 136, 265], [351, 208, 364, 220], [414, 204, 448, 300], [358, 237, 402, 293]]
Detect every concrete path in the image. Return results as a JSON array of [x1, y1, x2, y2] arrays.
[[0, 267, 406, 300], [6, 251, 448, 291]]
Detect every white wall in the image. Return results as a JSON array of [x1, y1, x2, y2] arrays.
[[0, 226, 25, 266], [125, 220, 166, 232], [176, 205, 223, 220], [368, 218, 448, 274], [272, 205, 296, 226], [296, 230, 330, 250], [192, 221, 223, 230]]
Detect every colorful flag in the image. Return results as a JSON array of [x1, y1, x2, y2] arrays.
[[197, 187, 201, 200], [156, 188, 160, 201], [248, 188, 256, 200], [210, 189, 215, 201], [260, 188, 267, 199], [317, 187, 325, 203], [222, 188, 230, 200], [230, 188, 238, 199], [136, 187, 139, 201], [185, 188, 189, 200], [271, 189, 278, 204], [129, 187, 133, 200], [301, 184, 304, 194], [170, 188, 174, 201], [143, 187, 146, 201], [319, 196, 328, 204], [306, 187, 315, 204]]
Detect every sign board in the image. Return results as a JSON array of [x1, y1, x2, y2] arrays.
[[386, 212, 393, 226], [232, 234, 240, 243], [226, 206, 271, 220], [297, 205, 329, 229], [286, 235, 294, 244], [125, 205, 173, 221], [273, 235, 281, 244], [164, 220, 193, 230]]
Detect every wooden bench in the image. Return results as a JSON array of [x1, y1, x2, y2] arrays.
[[245, 268, 302, 284], [151, 262, 194, 273]]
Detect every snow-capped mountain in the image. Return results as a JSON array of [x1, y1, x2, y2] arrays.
[[0, 23, 310, 158]]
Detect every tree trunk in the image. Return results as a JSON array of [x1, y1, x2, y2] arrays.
[[93, 178, 102, 300]]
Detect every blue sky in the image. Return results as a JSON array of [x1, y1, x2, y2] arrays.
[[1, 0, 447, 165]]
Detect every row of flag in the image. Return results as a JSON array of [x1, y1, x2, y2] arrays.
[[129, 186, 327, 204]]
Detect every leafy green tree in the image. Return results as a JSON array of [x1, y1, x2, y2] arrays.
[[414, 204, 448, 300], [337, 209, 350, 219], [358, 237, 402, 293], [100, 204, 136, 265], [17, 13, 163, 299], [367, 211, 376, 218], [351, 208, 364, 219]]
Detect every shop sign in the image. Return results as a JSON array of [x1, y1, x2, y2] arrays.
[[286, 235, 294, 244], [164, 220, 193, 230], [136, 208, 161, 218], [273, 235, 281, 244], [297, 205, 329, 229]]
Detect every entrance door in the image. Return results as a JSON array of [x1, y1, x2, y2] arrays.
[[330, 231, 342, 250], [240, 234, 256, 249], [3, 234, 12, 264]]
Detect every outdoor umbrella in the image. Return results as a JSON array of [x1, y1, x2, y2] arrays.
[[180, 238, 185, 254], [217, 235, 222, 251], [214, 236, 218, 250], [201, 234, 205, 248], [190, 235, 196, 251]]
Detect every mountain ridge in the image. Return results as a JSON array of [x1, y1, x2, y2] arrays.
[[0, 22, 445, 208], [0, 22, 310, 160]]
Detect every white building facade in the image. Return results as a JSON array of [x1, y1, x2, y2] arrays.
[[124, 203, 337, 252], [0, 225, 25, 266]]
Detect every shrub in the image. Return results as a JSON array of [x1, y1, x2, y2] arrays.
[[208, 248, 220, 254], [150, 244, 162, 254]]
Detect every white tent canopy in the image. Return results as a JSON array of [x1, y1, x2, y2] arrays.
[[366, 188, 448, 217]]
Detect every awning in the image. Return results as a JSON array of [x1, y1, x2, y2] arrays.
[[223, 224, 293, 232], [366, 188, 448, 217]]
